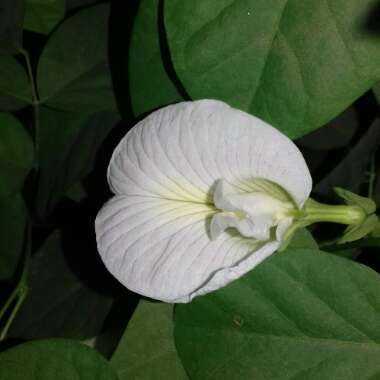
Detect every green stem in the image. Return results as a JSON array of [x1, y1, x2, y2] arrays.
[[0, 286, 27, 341], [302, 198, 366, 225], [19, 48, 38, 102], [0, 224, 31, 341], [0, 288, 19, 323], [280, 198, 368, 251]]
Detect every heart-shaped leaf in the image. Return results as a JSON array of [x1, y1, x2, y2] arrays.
[[129, 0, 183, 117], [37, 3, 116, 112], [23, 0, 65, 35], [175, 247, 380, 379], [0, 339, 119, 380], [165, 0, 380, 138], [0, 112, 34, 196], [111, 300, 188, 380], [0, 55, 32, 111]]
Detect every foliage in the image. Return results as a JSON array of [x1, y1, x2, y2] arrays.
[[0, 339, 119, 380], [111, 300, 188, 380], [175, 244, 380, 380], [0, 1, 380, 379], [165, 0, 380, 138]]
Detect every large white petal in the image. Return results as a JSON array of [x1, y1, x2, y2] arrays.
[[107, 99, 312, 207], [95, 195, 279, 303], [97, 100, 312, 302]]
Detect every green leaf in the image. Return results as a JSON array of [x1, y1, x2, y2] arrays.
[[129, 0, 183, 117], [338, 214, 379, 244], [286, 228, 318, 250], [0, 112, 34, 196], [24, 0, 65, 35], [36, 106, 119, 217], [0, 0, 24, 53], [165, 0, 380, 138], [111, 300, 188, 380], [373, 81, 380, 104], [0, 55, 33, 111], [37, 4, 117, 112], [175, 247, 380, 379], [9, 231, 114, 340], [0, 339, 119, 380], [334, 187, 376, 214], [0, 193, 26, 280]]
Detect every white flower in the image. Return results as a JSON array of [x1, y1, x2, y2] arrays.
[[95, 100, 312, 303]]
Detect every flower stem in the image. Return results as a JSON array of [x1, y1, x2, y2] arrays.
[[0, 286, 27, 341], [0, 224, 31, 341], [302, 198, 366, 225], [0, 288, 19, 323]]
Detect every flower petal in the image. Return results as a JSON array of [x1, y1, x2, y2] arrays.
[[95, 195, 279, 302], [97, 100, 312, 302], [107, 100, 312, 206], [210, 212, 269, 241]]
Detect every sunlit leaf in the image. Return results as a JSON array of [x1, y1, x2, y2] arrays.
[[165, 0, 380, 138], [175, 247, 380, 379], [285, 228, 318, 250]]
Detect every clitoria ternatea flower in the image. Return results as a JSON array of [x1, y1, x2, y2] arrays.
[[95, 100, 312, 303]]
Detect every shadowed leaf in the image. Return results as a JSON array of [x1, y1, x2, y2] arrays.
[[0, 339, 119, 380]]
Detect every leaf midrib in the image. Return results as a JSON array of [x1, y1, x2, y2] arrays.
[[39, 61, 108, 104]]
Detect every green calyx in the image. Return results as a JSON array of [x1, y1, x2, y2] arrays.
[[280, 187, 379, 250], [302, 198, 366, 226]]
